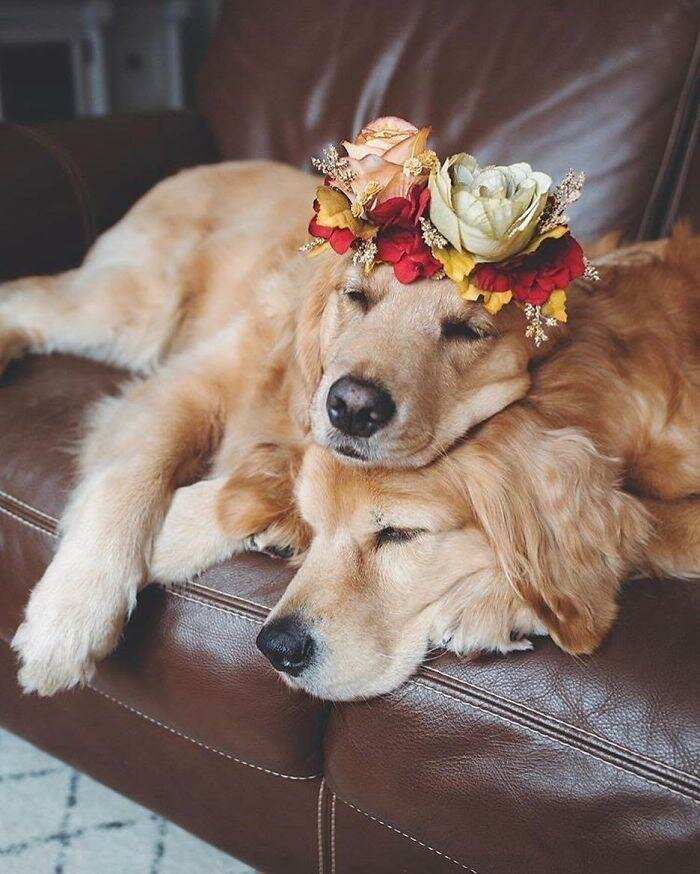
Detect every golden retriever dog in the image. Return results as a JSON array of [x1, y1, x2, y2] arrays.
[[255, 233, 700, 699], [1, 159, 698, 697], [255, 399, 699, 699], [256, 438, 646, 700]]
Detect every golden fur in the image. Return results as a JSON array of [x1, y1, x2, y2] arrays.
[[1, 160, 697, 698], [267, 229, 700, 698]]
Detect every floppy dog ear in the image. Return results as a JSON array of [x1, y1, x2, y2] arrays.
[[294, 257, 336, 405], [465, 414, 650, 653]]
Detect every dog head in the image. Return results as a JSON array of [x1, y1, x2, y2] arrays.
[[296, 256, 536, 468], [258, 443, 506, 699], [257, 423, 649, 700]]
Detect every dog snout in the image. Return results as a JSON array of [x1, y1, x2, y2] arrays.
[[326, 375, 396, 438], [256, 615, 315, 676]]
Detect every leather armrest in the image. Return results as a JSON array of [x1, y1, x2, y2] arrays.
[[0, 110, 218, 281]]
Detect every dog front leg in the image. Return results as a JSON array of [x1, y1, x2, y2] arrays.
[[149, 477, 251, 584], [150, 459, 310, 584], [11, 339, 235, 695]]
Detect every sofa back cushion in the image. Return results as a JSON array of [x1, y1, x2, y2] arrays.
[[199, 0, 699, 241]]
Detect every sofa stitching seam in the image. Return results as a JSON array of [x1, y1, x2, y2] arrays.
[[164, 589, 263, 625], [337, 797, 477, 872], [0, 634, 322, 782], [413, 680, 699, 804], [661, 90, 699, 233], [0, 489, 58, 523], [3, 492, 697, 797], [90, 686, 322, 782], [0, 504, 57, 538], [423, 666, 696, 781], [0, 495, 268, 620], [317, 779, 326, 874], [331, 792, 337, 874], [182, 579, 268, 611]]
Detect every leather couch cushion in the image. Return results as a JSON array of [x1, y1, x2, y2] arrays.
[[671, 125, 700, 234], [199, 0, 699, 242], [2, 366, 698, 873], [0, 641, 322, 873], [0, 355, 328, 783], [323, 579, 700, 873], [0, 112, 218, 283]]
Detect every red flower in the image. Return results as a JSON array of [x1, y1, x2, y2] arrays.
[[376, 227, 442, 283], [367, 184, 430, 228], [472, 233, 585, 305], [308, 213, 356, 254]]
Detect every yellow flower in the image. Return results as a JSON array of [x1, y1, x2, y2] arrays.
[[431, 247, 475, 283], [434, 247, 513, 315], [482, 291, 513, 314], [542, 289, 567, 322], [458, 283, 512, 314], [315, 186, 377, 239]]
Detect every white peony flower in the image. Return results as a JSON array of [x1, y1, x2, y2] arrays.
[[429, 153, 551, 261]]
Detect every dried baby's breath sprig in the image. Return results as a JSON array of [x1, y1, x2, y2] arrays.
[[537, 170, 586, 234], [430, 268, 447, 281], [419, 217, 448, 249], [299, 237, 327, 254], [352, 239, 378, 271], [311, 145, 356, 192], [403, 150, 439, 177], [583, 256, 600, 282], [351, 181, 382, 217], [524, 303, 558, 347], [418, 149, 439, 171], [403, 156, 425, 177]]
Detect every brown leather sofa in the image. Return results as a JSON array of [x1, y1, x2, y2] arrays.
[[1, 3, 698, 871]]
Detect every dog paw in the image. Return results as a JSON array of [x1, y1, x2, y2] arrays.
[[0, 327, 29, 378], [501, 635, 535, 653], [12, 616, 98, 696], [150, 537, 202, 584], [12, 565, 129, 696], [442, 627, 536, 657], [243, 530, 296, 559]]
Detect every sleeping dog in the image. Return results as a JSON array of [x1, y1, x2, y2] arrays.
[[3, 159, 698, 696], [159, 232, 700, 700]]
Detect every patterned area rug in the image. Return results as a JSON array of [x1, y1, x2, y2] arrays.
[[0, 728, 254, 873]]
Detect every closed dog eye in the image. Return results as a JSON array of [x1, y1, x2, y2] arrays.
[[375, 526, 423, 547], [441, 319, 489, 341], [343, 288, 371, 311]]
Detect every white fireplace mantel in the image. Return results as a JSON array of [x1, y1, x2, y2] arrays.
[[0, 1, 195, 121], [0, 1, 113, 118]]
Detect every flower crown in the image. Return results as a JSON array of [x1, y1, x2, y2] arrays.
[[300, 116, 598, 345]]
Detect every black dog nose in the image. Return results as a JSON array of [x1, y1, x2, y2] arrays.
[[256, 616, 315, 676], [326, 376, 396, 438]]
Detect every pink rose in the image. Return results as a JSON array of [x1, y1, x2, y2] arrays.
[[342, 116, 433, 207]]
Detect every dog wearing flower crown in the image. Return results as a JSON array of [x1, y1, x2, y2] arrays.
[[3, 117, 698, 699]]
